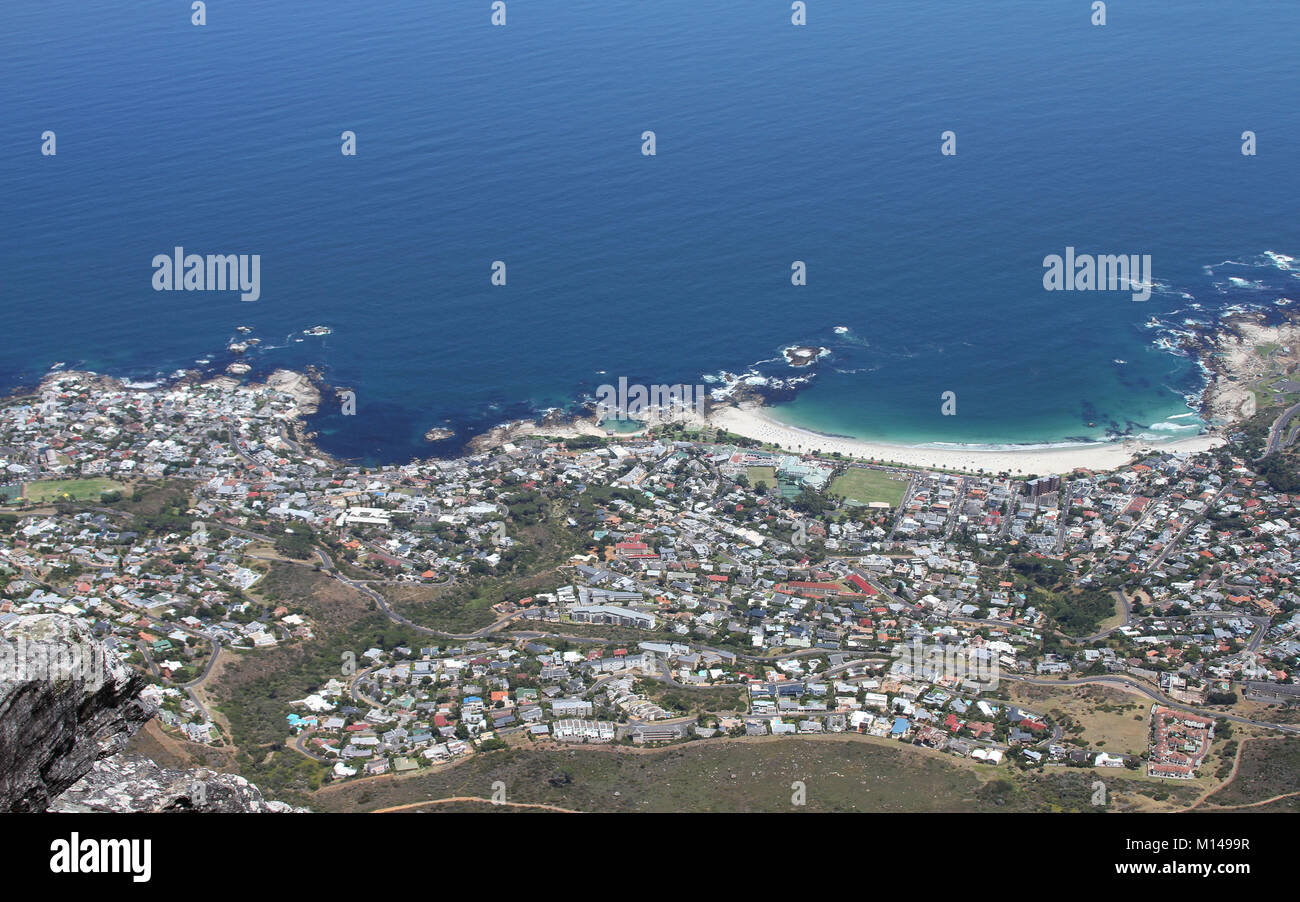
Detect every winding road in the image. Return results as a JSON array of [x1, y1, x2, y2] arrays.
[[1264, 400, 1300, 456]]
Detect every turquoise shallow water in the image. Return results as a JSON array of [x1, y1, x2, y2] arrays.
[[1, 0, 1297, 462]]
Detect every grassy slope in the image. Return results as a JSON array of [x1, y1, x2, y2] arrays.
[[313, 734, 1200, 813]]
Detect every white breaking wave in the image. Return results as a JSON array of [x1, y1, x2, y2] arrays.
[[1226, 277, 1267, 290], [1265, 250, 1297, 272], [917, 440, 1109, 452], [1147, 420, 1200, 432]]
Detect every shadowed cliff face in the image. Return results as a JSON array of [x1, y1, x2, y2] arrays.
[[1, 614, 302, 813], [0, 614, 154, 813]]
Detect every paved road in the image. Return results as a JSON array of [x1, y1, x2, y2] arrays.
[[997, 479, 1015, 540], [886, 475, 919, 543], [179, 638, 222, 721], [226, 525, 508, 641], [942, 478, 968, 540], [1053, 479, 1072, 554], [349, 664, 389, 710], [329, 558, 522, 641], [227, 427, 263, 470], [1145, 483, 1231, 573], [1069, 589, 1133, 643], [135, 640, 161, 678], [293, 731, 330, 762], [1265, 400, 1300, 455]]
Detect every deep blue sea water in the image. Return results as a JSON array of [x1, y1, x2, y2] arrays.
[[2, 0, 1297, 463]]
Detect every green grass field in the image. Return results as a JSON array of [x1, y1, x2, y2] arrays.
[[746, 466, 777, 488], [1252, 374, 1300, 408], [831, 469, 908, 507], [23, 478, 128, 503]]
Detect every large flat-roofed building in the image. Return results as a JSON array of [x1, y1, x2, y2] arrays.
[[336, 506, 391, 527], [550, 697, 593, 718], [552, 719, 616, 743], [568, 604, 656, 630], [1023, 475, 1060, 498], [629, 723, 686, 744]]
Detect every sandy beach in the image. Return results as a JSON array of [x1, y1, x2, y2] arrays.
[[708, 403, 1223, 475], [468, 311, 1300, 473], [503, 394, 1224, 475], [702, 311, 1300, 475]]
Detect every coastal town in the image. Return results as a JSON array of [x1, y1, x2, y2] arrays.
[[6, 4, 1296, 888], [1, 316, 1299, 811]]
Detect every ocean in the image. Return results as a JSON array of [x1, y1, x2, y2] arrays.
[[2, 0, 1297, 463]]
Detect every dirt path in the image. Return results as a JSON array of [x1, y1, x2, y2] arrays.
[[371, 797, 578, 813], [315, 731, 1006, 811], [1188, 739, 1247, 809], [1203, 789, 1300, 811], [127, 719, 235, 772], [1188, 735, 1298, 811]]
